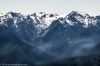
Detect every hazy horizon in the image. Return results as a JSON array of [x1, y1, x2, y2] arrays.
[[0, 0, 100, 16]]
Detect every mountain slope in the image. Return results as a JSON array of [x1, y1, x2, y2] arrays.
[[0, 11, 100, 65]]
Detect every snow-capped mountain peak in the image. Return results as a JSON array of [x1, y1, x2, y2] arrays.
[[0, 11, 98, 30], [29, 12, 65, 30], [65, 11, 96, 27]]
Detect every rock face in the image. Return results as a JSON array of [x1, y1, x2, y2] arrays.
[[0, 11, 100, 66]]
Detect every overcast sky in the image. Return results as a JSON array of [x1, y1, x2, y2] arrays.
[[0, 0, 100, 16]]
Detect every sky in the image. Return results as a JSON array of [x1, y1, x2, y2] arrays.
[[0, 0, 100, 16]]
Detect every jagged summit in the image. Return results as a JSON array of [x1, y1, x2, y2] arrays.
[[0, 11, 97, 27], [65, 11, 96, 27], [0, 11, 99, 39]]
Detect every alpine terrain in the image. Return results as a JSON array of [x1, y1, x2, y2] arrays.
[[0, 11, 100, 66]]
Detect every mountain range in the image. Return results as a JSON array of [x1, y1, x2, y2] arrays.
[[0, 11, 100, 66]]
